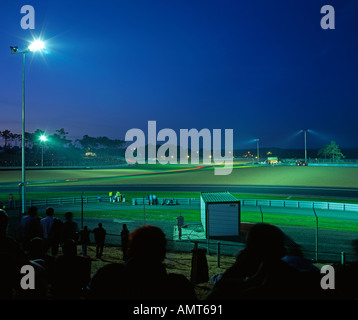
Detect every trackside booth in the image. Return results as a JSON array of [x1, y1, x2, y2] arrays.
[[200, 192, 241, 240]]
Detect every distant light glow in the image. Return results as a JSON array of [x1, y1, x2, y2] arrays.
[[39, 135, 48, 142], [28, 40, 45, 52]]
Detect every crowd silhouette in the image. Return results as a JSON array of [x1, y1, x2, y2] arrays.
[[1, 206, 358, 300]]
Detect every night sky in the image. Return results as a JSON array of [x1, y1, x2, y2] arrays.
[[1, 0, 357, 149]]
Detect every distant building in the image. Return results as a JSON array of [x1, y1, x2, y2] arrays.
[[267, 157, 278, 164]]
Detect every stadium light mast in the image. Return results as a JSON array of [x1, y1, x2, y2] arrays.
[[301, 130, 309, 163], [39, 134, 48, 167], [10, 39, 45, 214], [255, 139, 260, 163]]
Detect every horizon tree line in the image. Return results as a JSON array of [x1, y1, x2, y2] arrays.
[[0, 128, 348, 161]]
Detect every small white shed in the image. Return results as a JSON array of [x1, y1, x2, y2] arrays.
[[200, 192, 240, 239]]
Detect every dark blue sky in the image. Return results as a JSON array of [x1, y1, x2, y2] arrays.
[[1, 0, 357, 149]]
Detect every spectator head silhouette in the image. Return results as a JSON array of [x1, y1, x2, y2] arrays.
[[245, 223, 286, 261], [45, 207, 54, 217], [65, 211, 73, 221], [28, 206, 38, 217], [128, 225, 166, 262], [0, 209, 8, 235]]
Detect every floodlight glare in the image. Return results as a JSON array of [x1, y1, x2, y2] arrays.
[[28, 39, 45, 52], [39, 135, 48, 142]]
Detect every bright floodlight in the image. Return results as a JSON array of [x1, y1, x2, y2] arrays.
[[39, 135, 48, 142], [28, 39, 45, 52]]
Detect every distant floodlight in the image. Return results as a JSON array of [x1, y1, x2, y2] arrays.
[[28, 39, 45, 52], [39, 135, 48, 142]]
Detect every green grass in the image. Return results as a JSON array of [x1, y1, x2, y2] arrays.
[[70, 208, 200, 222], [54, 206, 358, 233]]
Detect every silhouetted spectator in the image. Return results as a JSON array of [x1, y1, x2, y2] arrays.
[[176, 213, 184, 240], [0, 209, 28, 299], [206, 223, 320, 300], [27, 237, 54, 267], [85, 263, 125, 300], [61, 212, 79, 243], [8, 194, 14, 209], [40, 207, 55, 252], [92, 223, 106, 259], [52, 238, 91, 299], [282, 245, 320, 274], [120, 224, 129, 260], [47, 218, 63, 256], [20, 206, 43, 251], [123, 225, 197, 300], [79, 226, 91, 256], [23, 237, 53, 299], [282, 244, 324, 299], [0, 209, 47, 300]]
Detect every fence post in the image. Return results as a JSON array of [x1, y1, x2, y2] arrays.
[[143, 197, 146, 225], [259, 205, 263, 223], [217, 242, 221, 268], [313, 207, 319, 262], [81, 192, 84, 229], [341, 252, 346, 266], [191, 241, 198, 285]]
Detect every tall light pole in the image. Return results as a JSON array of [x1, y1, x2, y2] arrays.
[[301, 130, 309, 163], [304, 130, 307, 163], [255, 139, 260, 163], [39, 134, 48, 167], [10, 39, 45, 214]]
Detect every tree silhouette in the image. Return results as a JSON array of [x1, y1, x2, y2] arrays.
[[1, 129, 12, 147], [318, 141, 345, 160]]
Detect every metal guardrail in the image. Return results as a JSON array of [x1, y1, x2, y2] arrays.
[[131, 198, 200, 206], [240, 199, 358, 212], [3, 195, 357, 213], [2, 195, 111, 209], [132, 197, 358, 212], [26, 195, 112, 207]]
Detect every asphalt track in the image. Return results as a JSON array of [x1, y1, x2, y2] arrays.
[[2, 184, 358, 200]]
